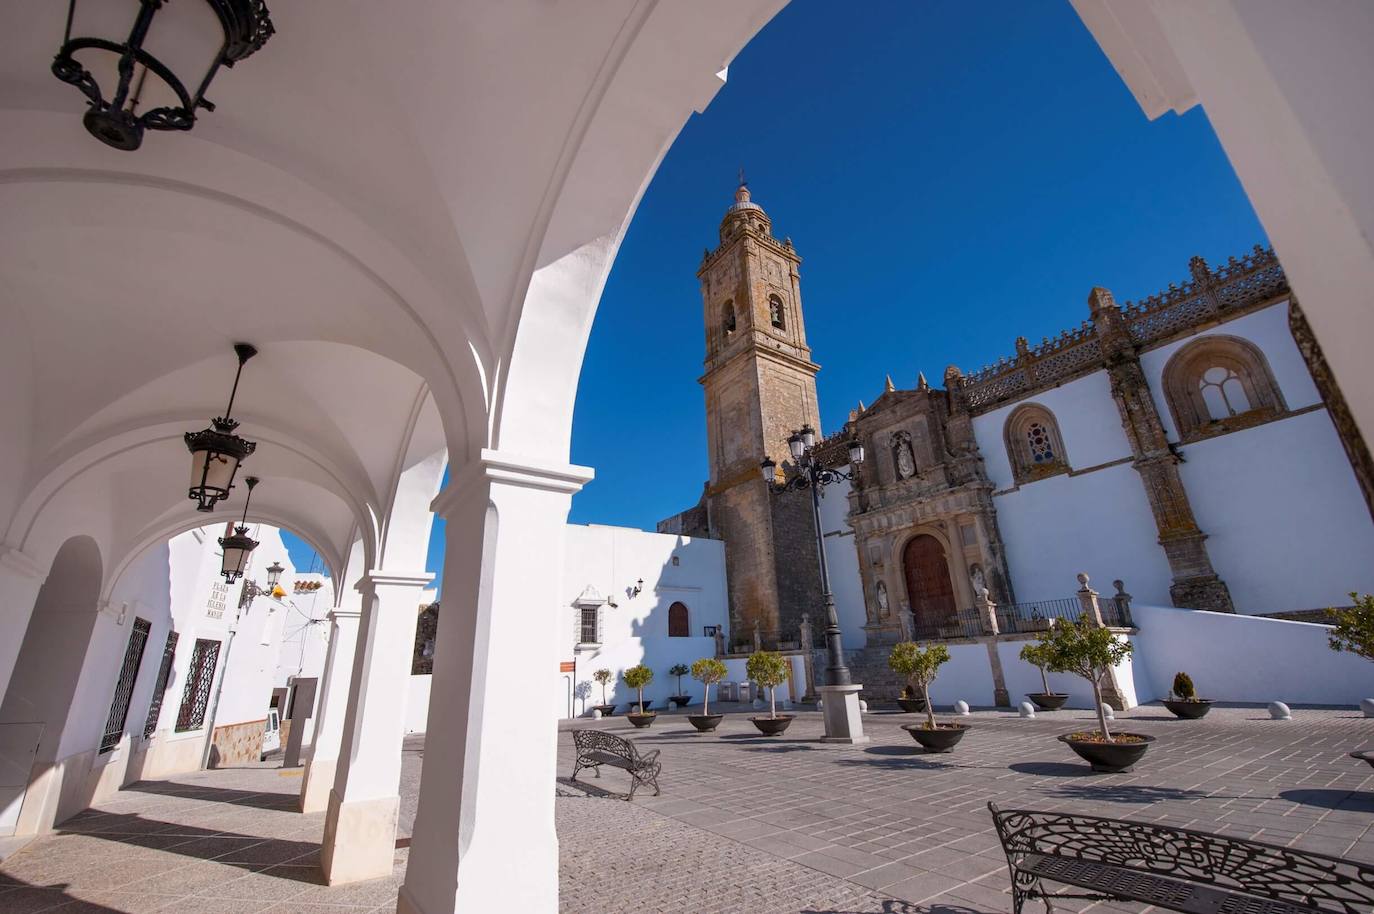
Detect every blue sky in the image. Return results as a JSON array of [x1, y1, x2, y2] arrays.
[[284, 0, 1267, 596]]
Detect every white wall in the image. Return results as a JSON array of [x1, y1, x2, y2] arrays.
[[404, 675, 431, 734], [1140, 306, 1374, 614], [1130, 603, 1371, 706], [817, 474, 868, 650], [559, 524, 729, 717]]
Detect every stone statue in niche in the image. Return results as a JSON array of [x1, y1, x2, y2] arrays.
[[891, 431, 916, 479], [969, 563, 987, 597], [876, 580, 890, 617]]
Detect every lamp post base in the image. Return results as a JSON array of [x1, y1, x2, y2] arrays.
[[817, 684, 869, 744]]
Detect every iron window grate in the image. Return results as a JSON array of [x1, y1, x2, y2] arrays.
[[142, 631, 179, 738], [175, 638, 221, 732], [100, 618, 151, 753]]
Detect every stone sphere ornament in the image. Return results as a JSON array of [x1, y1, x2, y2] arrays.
[[1101, 703, 1115, 721], [955, 700, 970, 716], [1018, 701, 1035, 718], [858, 700, 869, 712], [1361, 698, 1374, 718], [1269, 701, 1292, 720], [591, 709, 602, 720]]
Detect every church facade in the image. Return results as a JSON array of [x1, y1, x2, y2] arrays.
[[664, 185, 1374, 653]]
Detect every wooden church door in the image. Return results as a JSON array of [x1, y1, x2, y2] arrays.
[[902, 534, 956, 633]]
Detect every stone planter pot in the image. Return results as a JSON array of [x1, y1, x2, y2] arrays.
[[751, 715, 794, 736], [669, 695, 692, 709], [687, 713, 724, 733], [896, 697, 928, 713], [1162, 698, 1213, 719], [592, 704, 616, 717], [1027, 693, 1069, 711], [1059, 732, 1155, 772], [901, 722, 969, 753], [627, 712, 656, 729], [632, 700, 653, 712]]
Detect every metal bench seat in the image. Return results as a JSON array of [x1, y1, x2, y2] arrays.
[[571, 729, 661, 800]]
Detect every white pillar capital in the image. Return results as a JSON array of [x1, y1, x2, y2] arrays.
[[355, 569, 434, 596], [431, 449, 593, 518]]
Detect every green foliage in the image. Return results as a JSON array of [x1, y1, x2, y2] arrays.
[[1329, 593, 1374, 662], [1171, 671, 1196, 700], [690, 657, 727, 684], [1018, 642, 1050, 670], [888, 642, 950, 688], [668, 663, 691, 677], [622, 665, 654, 690], [746, 650, 791, 688], [1035, 615, 1133, 741], [592, 669, 613, 685]]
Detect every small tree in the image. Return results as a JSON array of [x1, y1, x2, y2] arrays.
[[746, 651, 791, 719], [889, 642, 951, 730], [1329, 593, 1374, 662], [1019, 642, 1053, 695], [691, 657, 727, 714], [668, 663, 691, 696], [622, 665, 654, 714], [1171, 671, 1197, 700], [593, 668, 613, 706], [1039, 615, 1133, 741]]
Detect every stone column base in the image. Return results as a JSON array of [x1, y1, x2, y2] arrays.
[[299, 755, 336, 814], [1169, 575, 1235, 614], [993, 688, 1011, 708], [817, 684, 869, 744], [320, 789, 399, 885]]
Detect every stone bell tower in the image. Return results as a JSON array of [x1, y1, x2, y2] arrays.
[[698, 182, 824, 647]]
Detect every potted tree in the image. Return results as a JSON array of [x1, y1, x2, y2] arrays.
[[1329, 594, 1374, 765], [687, 657, 727, 733], [623, 665, 656, 728], [893, 642, 969, 752], [591, 668, 616, 716], [1041, 616, 1152, 772], [1020, 641, 1069, 711], [1162, 671, 1213, 719], [747, 651, 794, 735], [888, 646, 927, 713], [668, 663, 692, 708]]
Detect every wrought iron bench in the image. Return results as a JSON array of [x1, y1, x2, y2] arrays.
[[570, 729, 661, 800], [989, 803, 1374, 914]]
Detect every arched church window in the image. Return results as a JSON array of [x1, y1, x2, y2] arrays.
[[668, 601, 689, 637], [1163, 336, 1285, 442], [769, 294, 786, 330], [1004, 404, 1069, 484], [722, 300, 736, 334]]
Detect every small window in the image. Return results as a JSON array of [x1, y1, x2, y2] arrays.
[[1004, 404, 1069, 484], [580, 605, 600, 644], [668, 602, 689, 637], [769, 294, 786, 330], [722, 300, 736, 334], [1163, 336, 1285, 442], [671, 555, 680, 566], [175, 638, 222, 732]]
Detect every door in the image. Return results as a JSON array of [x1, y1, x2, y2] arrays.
[[902, 534, 957, 634]]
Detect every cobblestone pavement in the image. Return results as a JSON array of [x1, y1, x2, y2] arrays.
[[2, 705, 1371, 913]]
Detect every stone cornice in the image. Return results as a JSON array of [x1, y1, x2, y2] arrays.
[[433, 449, 595, 517]]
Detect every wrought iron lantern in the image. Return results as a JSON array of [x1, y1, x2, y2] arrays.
[[759, 455, 777, 482], [51, 0, 276, 151], [185, 343, 257, 512], [219, 475, 259, 583], [265, 561, 283, 590], [846, 438, 865, 466]]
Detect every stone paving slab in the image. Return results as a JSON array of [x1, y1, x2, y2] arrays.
[[1, 705, 1370, 913]]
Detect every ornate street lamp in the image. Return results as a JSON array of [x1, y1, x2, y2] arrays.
[[219, 475, 259, 583], [239, 558, 283, 609], [185, 343, 258, 512], [761, 429, 867, 742], [52, 0, 276, 151]]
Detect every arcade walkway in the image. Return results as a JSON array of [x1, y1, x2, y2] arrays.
[[3, 707, 1372, 913]]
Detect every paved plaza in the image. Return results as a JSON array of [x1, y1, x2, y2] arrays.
[[2, 705, 1372, 913]]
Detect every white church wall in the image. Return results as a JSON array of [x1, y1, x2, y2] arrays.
[[559, 524, 729, 717], [1129, 604, 1370, 706], [404, 674, 432, 734], [997, 639, 1103, 709], [817, 474, 868, 650]]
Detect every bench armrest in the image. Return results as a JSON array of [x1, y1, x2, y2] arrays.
[[637, 749, 661, 764]]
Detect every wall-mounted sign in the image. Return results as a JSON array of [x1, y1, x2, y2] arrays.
[[205, 580, 229, 619]]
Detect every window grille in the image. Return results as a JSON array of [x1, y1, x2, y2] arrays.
[[142, 631, 179, 738], [579, 605, 599, 644], [175, 638, 221, 732], [99, 617, 151, 753]]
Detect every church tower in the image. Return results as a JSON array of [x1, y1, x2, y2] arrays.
[[698, 182, 824, 647]]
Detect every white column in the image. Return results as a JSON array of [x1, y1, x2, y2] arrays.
[[319, 569, 433, 885], [398, 451, 591, 914], [298, 606, 362, 813], [0, 546, 47, 702]]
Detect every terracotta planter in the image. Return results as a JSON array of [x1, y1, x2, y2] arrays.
[[1162, 698, 1213, 719], [627, 712, 656, 729], [1059, 732, 1155, 772], [901, 722, 969, 753], [1027, 693, 1069, 711], [896, 697, 928, 713], [669, 695, 692, 708], [592, 704, 616, 716], [751, 715, 794, 736], [687, 713, 724, 732]]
